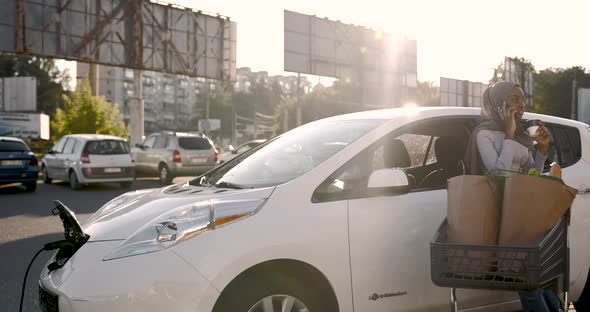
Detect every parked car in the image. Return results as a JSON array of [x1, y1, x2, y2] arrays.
[[42, 134, 135, 190], [39, 107, 590, 312], [218, 139, 266, 163], [132, 131, 218, 184], [0, 137, 39, 192]]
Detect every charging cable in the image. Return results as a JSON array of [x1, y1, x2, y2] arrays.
[[19, 240, 70, 312]]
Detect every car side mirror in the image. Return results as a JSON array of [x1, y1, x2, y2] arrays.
[[135, 143, 144, 149], [367, 168, 410, 196], [228, 145, 235, 152], [47, 150, 56, 155]]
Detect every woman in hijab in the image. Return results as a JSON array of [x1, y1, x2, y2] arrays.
[[465, 81, 559, 311], [465, 81, 550, 175]]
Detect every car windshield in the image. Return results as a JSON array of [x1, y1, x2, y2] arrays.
[[191, 119, 386, 188], [84, 140, 129, 155], [178, 137, 212, 150], [0, 140, 29, 152]]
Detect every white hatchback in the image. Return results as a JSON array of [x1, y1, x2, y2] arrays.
[[39, 108, 590, 312], [42, 134, 135, 189]]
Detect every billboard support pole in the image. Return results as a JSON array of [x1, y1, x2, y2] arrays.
[[296, 73, 302, 127], [571, 79, 578, 120], [129, 69, 144, 146]]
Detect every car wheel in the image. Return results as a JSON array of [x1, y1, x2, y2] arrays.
[[69, 171, 81, 190], [120, 181, 132, 189], [159, 165, 173, 185], [23, 181, 37, 192], [213, 272, 336, 312], [43, 165, 52, 184]]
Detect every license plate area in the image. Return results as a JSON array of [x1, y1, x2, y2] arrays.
[[191, 157, 207, 164], [1, 160, 22, 166], [104, 167, 121, 173]]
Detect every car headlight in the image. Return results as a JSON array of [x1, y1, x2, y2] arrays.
[[103, 198, 266, 261]]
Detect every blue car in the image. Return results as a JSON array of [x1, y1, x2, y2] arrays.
[[0, 136, 39, 192]]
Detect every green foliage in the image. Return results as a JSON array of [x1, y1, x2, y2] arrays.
[[51, 80, 128, 141], [416, 81, 440, 106], [532, 67, 590, 118], [0, 54, 70, 116]]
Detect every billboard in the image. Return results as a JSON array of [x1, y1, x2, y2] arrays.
[[284, 10, 417, 107], [0, 112, 49, 140], [503, 57, 534, 107], [0, 77, 37, 112], [440, 77, 487, 107], [578, 88, 590, 125], [1, 0, 236, 80]]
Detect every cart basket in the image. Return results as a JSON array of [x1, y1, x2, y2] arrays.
[[430, 214, 568, 292]]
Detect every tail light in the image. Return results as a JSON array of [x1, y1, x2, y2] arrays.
[[214, 150, 219, 163], [173, 150, 181, 163], [81, 153, 91, 164], [29, 156, 38, 166]]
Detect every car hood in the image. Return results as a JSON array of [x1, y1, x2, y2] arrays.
[[83, 184, 275, 241]]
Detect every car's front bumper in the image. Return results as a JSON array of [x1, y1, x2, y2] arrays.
[[39, 240, 219, 312]]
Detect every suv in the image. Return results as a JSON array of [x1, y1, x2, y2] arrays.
[[42, 134, 135, 190], [132, 132, 218, 184]]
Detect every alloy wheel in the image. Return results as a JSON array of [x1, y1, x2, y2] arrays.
[[247, 294, 309, 312]]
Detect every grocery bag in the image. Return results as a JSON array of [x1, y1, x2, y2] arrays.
[[498, 174, 576, 272], [447, 175, 503, 272]]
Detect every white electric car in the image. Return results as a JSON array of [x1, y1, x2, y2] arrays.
[[39, 107, 590, 312]]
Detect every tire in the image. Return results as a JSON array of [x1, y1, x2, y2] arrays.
[[213, 271, 337, 312], [43, 165, 52, 184], [69, 170, 81, 190], [23, 181, 37, 192], [159, 164, 173, 185], [120, 181, 132, 189]]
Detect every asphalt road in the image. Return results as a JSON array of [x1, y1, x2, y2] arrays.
[[0, 177, 191, 312]]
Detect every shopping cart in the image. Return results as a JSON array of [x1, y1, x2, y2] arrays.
[[430, 211, 570, 312]]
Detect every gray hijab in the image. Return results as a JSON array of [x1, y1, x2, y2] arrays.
[[464, 81, 534, 175]]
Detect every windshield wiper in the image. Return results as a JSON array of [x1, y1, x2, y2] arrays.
[[214, 181, 249, 189]]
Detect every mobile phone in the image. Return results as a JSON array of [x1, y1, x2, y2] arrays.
[[498, 101, 507, 114]]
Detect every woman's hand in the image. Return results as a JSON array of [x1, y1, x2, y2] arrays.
[[535, 121, 551, 156], [502, 105, 517, 140]]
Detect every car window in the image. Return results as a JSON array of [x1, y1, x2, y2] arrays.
[[550, 125, 581, 169], [178, 137, 212, 150], [395, 134, 432, 167], [0, 140, 29, 152], [52, 137, 67, 153], [194, 119, 386, 188], [62, 138, 76, 154], [84, 140, 130, 155], [143, 136, 156, 148], [313, 118, 472, 202], [153, 135, 168, 149], [425, 137, 438, 165]]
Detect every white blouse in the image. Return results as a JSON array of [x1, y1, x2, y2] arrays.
[[476, 129, 547, 173]]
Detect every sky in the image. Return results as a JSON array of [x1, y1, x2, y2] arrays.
[[57, 0, 590, 88]]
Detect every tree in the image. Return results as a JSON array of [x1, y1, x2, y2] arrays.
[[51, 80, 128, 141], [0, 54, 70, 116], [416, 81, 440, 106], [532, 67, 590, 118]]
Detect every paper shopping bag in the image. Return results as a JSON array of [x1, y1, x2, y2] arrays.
[[498, 174, 576, 272], [447, 175, 503, 272]]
